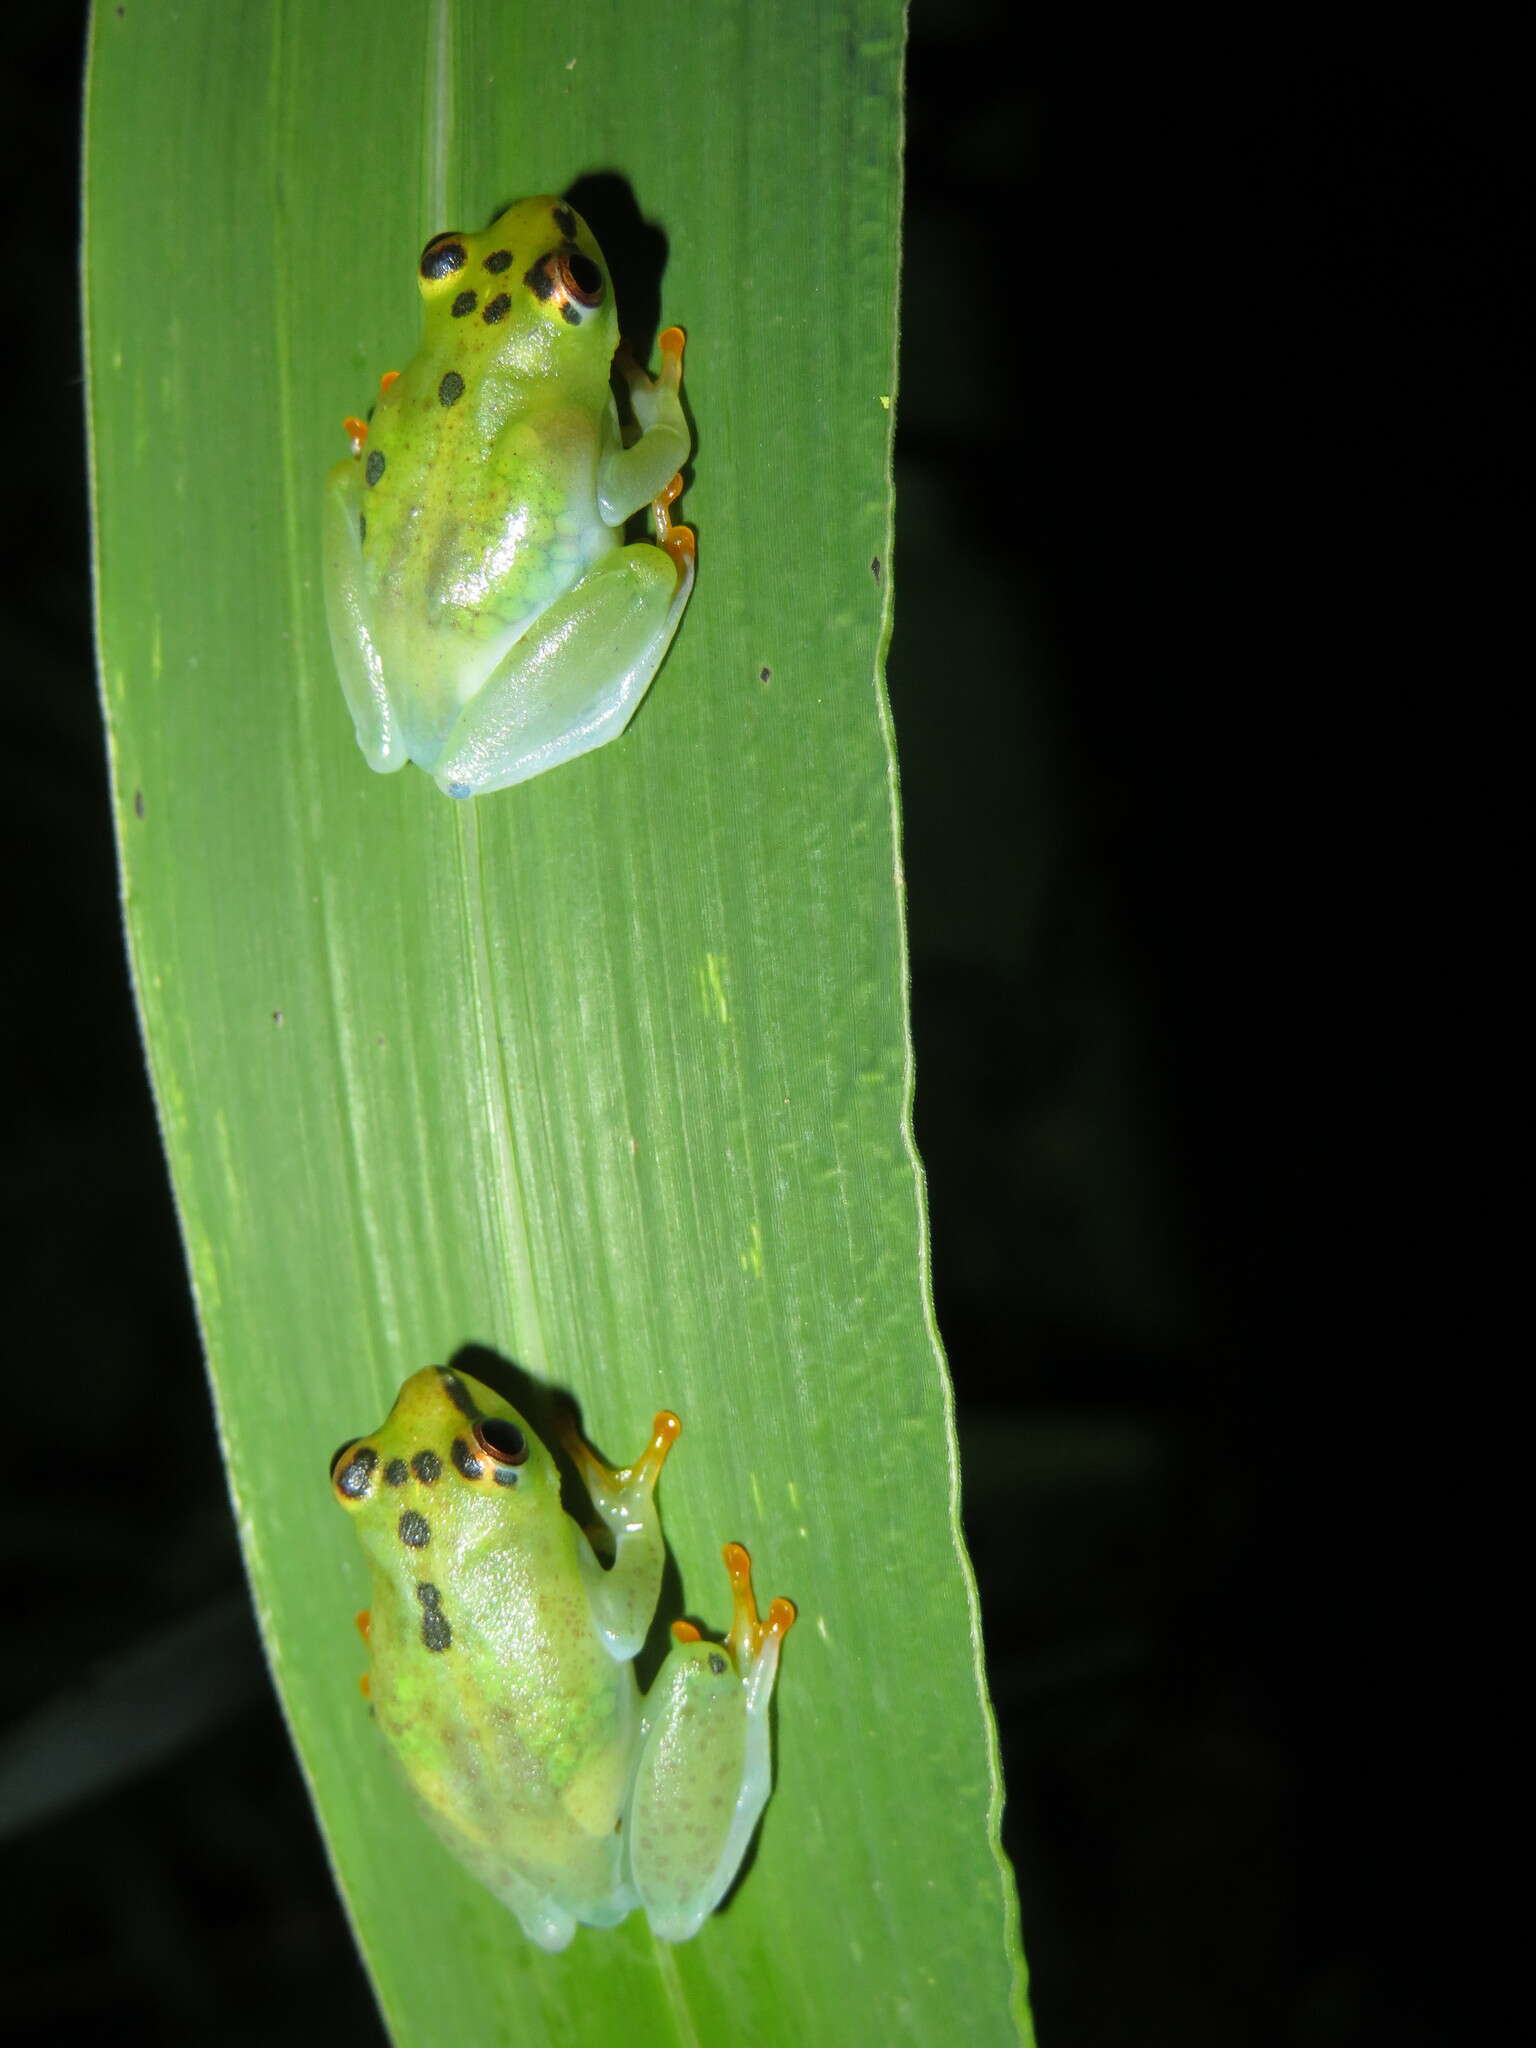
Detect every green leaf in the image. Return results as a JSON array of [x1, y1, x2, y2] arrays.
[[83, 2, 1029, 2041]]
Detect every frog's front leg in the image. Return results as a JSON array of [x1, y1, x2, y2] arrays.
[[557, 1407, 681, 1657], [431, 528, 695, 798], [597, 326, 692, 525], [628, 1543, 796, 1943]]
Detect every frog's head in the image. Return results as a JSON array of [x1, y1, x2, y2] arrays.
[[330, 1365, 561, 1569], [414, 196, 618, 388]]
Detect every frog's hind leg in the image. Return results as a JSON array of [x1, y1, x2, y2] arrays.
[[432, 536, 695, 799], [627, 1544, 795, 1944], [322, 458, 409, 774]]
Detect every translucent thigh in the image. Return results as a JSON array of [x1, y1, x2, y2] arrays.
[[322, 458, 406, 773], [433, 541, 693, 798]]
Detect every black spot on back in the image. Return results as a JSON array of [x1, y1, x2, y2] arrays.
[[451, 1436, 484, 1481], [483, 248, 512, 273], [482, 293, 511, 325], [438, 370, 464, 407], [492, 1465, 520, 1488], [358, 513, 366, 544], [552, 205, 576, 238], [411, 1449, 442, 1484], [365, 448, 385, 487], [416, 1581, 452, 1652], [451, 289, 477, 318], [437, 1370, 482, 1421], [708, 1652, 728, 1676], [524, 260, 555, 302], [398, 1509, 431, 1549], [560, 303, 582, 326], [384, 1458, 409, 1487]]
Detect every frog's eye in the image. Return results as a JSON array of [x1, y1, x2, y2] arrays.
[[472, 1417, 530, 1467], [524, 248, 605, 318], [559, 251, 604, 307], [332, 1441, 378, 1500], [419, 233, 468, 283]]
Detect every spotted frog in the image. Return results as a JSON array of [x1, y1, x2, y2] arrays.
[[330, 1366, 793, 1949], [323, 197, 694, 797]]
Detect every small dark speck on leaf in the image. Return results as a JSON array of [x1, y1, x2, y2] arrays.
[[759, 666, 772, 684], [133, 789, 144, 817], [871, 556, 882, 583], [273, 1010, 284, 1027]]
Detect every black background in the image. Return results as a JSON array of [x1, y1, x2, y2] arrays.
[[4, 10, 1489, 2043]]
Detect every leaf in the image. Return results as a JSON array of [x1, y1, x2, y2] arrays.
[[83, 1, 1030, 2041]]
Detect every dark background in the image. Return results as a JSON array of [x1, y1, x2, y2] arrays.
[[4, 10, 1484, 2043]]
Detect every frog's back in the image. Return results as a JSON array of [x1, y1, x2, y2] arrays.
[[356, 374, 615, 761], [366, 1528, 638, 1925], [342, 196, 627, 768]]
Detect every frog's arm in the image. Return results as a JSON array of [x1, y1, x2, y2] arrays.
[[628, 1544, 796, 1943], [557, 1409, 680, 1658], [596, 327, 692, 526], [322, 454, 407, 773]]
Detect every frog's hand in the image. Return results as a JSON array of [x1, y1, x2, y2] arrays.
[[628, 1545, 795, 1944], [597, 328, 691, 526], [322, 456, 408, 774], [431, 538, 695, 800], [546, 1407, 679, 1659]]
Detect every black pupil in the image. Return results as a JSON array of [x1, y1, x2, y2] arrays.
[[476, 1418, 527, 1464], [421, 237, 465, 280], [567, 252, 602, 300]]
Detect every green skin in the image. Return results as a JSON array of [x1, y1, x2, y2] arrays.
[[323, 196, 693, 798], [331, 1367, 788, 1950]]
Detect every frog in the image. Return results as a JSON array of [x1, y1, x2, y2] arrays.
[[322, 196, 695, 798], [329, 1365, 794, 1949]]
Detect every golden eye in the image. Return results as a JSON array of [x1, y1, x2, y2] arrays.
[[557, 249, 603, 306], [472, 1417, 529, 1466]]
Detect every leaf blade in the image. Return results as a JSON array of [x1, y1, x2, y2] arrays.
[[83, 1, 1030, 2041]]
